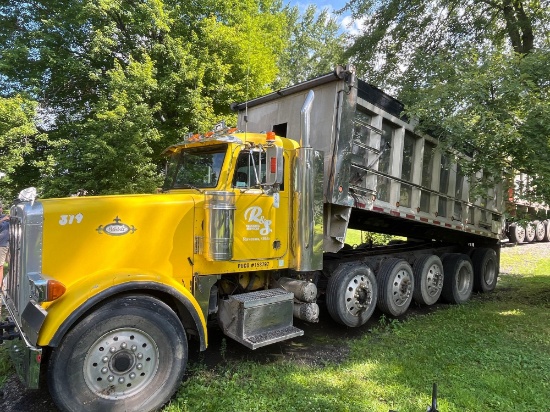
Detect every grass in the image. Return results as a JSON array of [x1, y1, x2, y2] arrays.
[[0, 346, 10, 388], [1, 247, 549, 411], [164, 247, 550, 412], [345, 229, 401, 246]]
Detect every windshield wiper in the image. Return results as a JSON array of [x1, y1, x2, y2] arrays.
[[178, 184, 203, 193]]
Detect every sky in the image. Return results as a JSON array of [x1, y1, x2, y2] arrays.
[[306, 0, 348, 11]]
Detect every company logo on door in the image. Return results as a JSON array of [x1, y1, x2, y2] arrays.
[[244, 206, 272, 241]]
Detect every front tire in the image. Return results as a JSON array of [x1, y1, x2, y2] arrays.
[[326, 263, 378, 327], [48, 295, 188, 412]]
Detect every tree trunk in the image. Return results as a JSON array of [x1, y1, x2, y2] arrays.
[[500, 0, 534, 54]]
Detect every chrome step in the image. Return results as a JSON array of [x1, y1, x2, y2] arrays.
[[218, 288, 304, 350]]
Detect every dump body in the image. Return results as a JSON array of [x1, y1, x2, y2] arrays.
[[234, 66, 504, 251]]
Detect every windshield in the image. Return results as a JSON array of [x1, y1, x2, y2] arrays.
[[164, 144, 227, 189]]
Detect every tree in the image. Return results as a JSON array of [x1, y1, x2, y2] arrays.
[[0, 0, 288, 196], [274, 5, 347, 89], [0, 95, 55, 203], [345, 0, 550, 201]]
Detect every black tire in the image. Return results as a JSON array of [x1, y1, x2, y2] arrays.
[[412, 254, 444, 306], [508, 223, 525, 243], [533, 220, 545, 242], [377, 258, 414, 316], [471, 248, 498, 293], [543, 220, 550, 242], [525, 222, 536, 242], [48, 295, 188, 412], [440, 254, 474, 304], [326, 263, 378, 327]]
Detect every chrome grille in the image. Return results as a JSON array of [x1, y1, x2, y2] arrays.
[[7, 215, 22, 310], [5, 202, 43, 319]]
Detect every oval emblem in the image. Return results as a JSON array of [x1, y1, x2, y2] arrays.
[[104, 223, 130, 236], [96, 216, 137, 236]]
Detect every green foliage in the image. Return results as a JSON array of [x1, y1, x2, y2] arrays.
[[346, 0, 550, 202], [274, 5, 346, 89], [0, 0, 348, 197], [404, 48, 550, 201], [345, 228, 400, 246], [0, 0, 288, 197], [0, 344, 13, 388], [0, 95, 56, 202], [44, 57, 163, 196]]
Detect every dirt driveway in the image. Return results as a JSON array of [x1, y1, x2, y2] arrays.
[[0, 242, 546, 411]]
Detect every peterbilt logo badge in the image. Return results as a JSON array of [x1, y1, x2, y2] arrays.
[[96, 216, 137, 236]]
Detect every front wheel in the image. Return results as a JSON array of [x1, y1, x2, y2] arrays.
[[48, 295, 188, 412]]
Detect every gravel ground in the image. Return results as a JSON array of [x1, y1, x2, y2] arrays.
[[500, 241, 549, 274], [1, 241, 548, 411]]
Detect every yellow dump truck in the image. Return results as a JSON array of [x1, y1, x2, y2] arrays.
[[1, 66, 501, 411]]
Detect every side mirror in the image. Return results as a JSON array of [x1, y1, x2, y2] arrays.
[[265, 145, 283, 186]]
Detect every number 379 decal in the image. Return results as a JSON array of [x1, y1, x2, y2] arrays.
[[59, 214, 84, 225]]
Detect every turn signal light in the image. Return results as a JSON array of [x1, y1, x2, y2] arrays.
[[29, 274, 67, 303], [47, 280, 67, 302]]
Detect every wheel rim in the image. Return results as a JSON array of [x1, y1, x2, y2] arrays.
[[536, 223, 545, 239], [345, 273, 374, 316], [391, 268, 413, 307], [456, 264, 472, 294], [517, 226, 525, 239], [526, 224, 535, 239], [84, 327, 159, 400], [426, 263, 443, 298], [484, 259, 497, 286]]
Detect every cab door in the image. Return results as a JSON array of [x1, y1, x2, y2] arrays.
[[232, 149, 289, 261]]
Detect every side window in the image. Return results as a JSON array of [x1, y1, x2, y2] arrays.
[[233, 151, 285, 190], [272, 123, 287, 138]]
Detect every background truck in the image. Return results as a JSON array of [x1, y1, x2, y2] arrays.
[[1, 65, 501, 411], [504, 172, 550, 243]]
